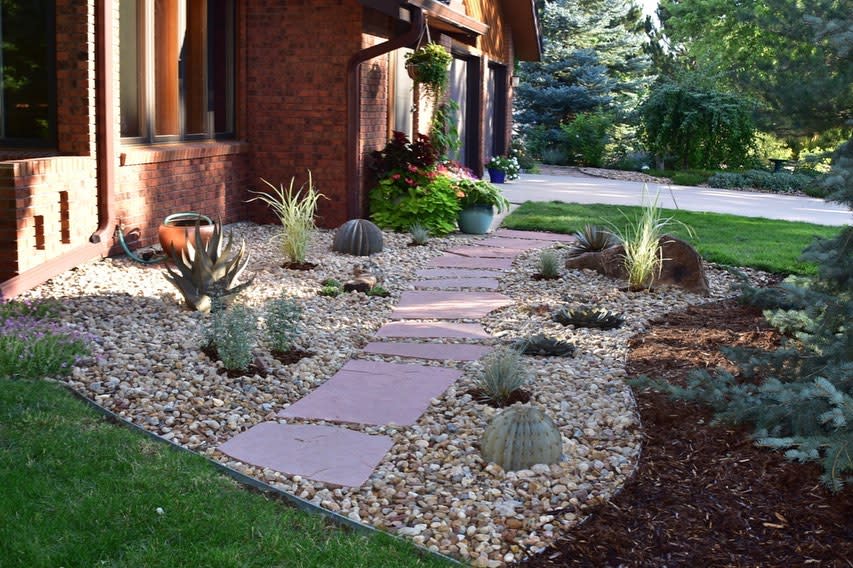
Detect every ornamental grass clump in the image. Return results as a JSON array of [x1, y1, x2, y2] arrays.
[[264, 295, 302, 354], [610, 187, 692, 291], [536, 249, 561, 279], [0, 300, 91, 379], [206, 304, 257, 372], [409, 223, 430, 245], [250, 172, 325, 265], [476, 346, 528, 406]]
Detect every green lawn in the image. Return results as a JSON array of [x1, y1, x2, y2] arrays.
[[0, 378, 450, 568], [502, 201, 843, 275]]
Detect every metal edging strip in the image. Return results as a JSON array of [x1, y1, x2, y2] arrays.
[[62, 385, 461, 566]]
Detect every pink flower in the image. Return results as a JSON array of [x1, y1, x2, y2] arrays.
[[405, 177, 415, 186], [391, 173, 401, 180]]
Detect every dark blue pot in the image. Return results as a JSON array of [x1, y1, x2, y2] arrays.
[[487, 167, 506, 184], [458, 205, 495, 234]]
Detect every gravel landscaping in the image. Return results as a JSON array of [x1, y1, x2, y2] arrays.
[[23, 223, 756, 566]]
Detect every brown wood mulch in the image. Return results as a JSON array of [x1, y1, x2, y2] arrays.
[[520, 299, 853, 567]]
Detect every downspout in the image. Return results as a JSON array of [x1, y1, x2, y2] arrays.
[[90, 0, 118, 248], [345, 6, 424, 220]]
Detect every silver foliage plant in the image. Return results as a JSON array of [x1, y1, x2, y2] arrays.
[[476, 346, 528, 405]]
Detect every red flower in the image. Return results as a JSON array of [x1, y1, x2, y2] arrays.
[[391, 173, 401, 181]]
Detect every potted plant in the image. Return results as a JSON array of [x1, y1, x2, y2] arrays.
[[405, 43, 452, 102], [455, 178, 510, 234], [485, 155, 521, 183]]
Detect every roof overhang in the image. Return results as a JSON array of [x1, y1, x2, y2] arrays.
[[407, 0, 488, 44], [499, 0, 541, 61]]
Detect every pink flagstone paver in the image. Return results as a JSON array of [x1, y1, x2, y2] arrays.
[[391, 291, 513, 320], [218, 422, 393, 487], [363, 342, 491, 361], [445, 246, 520, 259], [413, 277, 500, 290], [494, 228, 576, 242], [478, 237, 554, 250], [425, 255, 514, 270], [278, 359, 462, 426], [375, 321, 491, 339], [416, 268, 502, 278]]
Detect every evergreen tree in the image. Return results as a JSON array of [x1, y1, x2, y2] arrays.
[[515, 0, 651, 157]]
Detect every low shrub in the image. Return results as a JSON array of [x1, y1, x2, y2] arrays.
[[707, 170, 815, 193], [206, 304, 257, 372], [264, 295, 302, 353], [0, 315, 91, 379]]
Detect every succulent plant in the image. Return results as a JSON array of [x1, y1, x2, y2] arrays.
[[566, 224, 620, 258], [332, 218, 384, 256], [514, 334, 575, 357], [164, 221, 253, 313], [409, 223, 430, 245], [365, 285, 390, 298], [536, 249, 561, 279], [552, 306, 625, 330], [476, 346, 528, 405], [480, 404, 563, 471]]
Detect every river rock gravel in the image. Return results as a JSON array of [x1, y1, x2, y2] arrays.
[[23, 223, 754, 566]]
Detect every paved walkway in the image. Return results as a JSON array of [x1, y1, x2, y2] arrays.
[[218, 229, 569, 487], [499, 171, 852, 226]]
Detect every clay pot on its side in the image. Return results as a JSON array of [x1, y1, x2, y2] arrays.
[[158, 213, 214, 258]]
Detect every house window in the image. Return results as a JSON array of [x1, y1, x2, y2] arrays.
[[0, 0, 55, 145], [120, 0, 234, 141]]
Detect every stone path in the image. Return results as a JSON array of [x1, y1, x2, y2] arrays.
[[218, 229, 574, 487]]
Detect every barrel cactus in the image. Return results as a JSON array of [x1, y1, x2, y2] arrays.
[[332, 219, 384, 256], [480, 405, 563, 471]]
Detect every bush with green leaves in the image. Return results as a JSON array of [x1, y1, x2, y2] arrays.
[[369, 166, 461, 235], [0, 302, 91, 379], [635, 139, 853, 491], [560, 109, 614, 167], [707, 170, 816, 194], [264, 296, 302, 354], [206, 304, 257, 372]]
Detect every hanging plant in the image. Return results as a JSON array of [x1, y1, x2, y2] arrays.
[[405, 43, 452, 102]]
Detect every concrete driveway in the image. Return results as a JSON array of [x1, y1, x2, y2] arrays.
[[499, 171, 852, 227]]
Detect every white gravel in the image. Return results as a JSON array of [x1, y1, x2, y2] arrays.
[[24, 223, 752, 566]]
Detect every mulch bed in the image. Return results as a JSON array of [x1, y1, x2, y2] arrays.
[[521, 299, 853, 567]]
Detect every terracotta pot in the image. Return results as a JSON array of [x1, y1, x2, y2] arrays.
[[158, 213, 214, 258]]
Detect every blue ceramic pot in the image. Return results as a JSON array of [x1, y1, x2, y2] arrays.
[[458, 205, 495, 234], [487, 167, 506, 183]]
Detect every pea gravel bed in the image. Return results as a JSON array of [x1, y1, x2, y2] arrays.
[[24, 223, 751, 566]]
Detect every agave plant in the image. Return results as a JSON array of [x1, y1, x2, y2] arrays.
[[552, 305, 624, 330], [164, 221, 253, 313], [566, 224, 620, 258], [513, 334, 576, 357]]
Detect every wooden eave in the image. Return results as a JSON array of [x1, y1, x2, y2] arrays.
[[499, 0, 541, 61], [406, 0, 488, 45]]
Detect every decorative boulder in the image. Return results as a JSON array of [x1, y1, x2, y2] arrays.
[[565, 234, 710, 295], [333, 219, 383, 256], [480, 405, 562, 471]]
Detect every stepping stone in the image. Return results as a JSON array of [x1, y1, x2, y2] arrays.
[[479, 237, 554, 250], [390, 291, 513, 320], [445, 246, 520, 259], [363, 342, 491, 361], [218, 422, 393, 488], [416, 268, 502, 278], [375, 321, 491, 339], [278, 360, 462, 426], [494, 228, 576, 242], [413, 277, 500, 290], [426, 255, 514, 270]]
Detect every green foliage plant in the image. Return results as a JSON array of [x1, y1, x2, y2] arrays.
[[634, 139, 853, 490], [318, 278, 343, 297], [454, 177, 510, 212], [707, 170, 816, 194], [428, 101, 460, 159], [164, 221, 253, 314], [536, 249, 561, 279], [409, 223, 430, 245], [404, 43, 452, 103], [560, 109, 614, 167], [249, 172, 325, 264], [0, 302, 91, 379], [566, 224, 620, 258], [475, 346, 528, 405], [639, 82, 756, 170], [369, 166, 461, 235], [206, 303, 257, 372], [365, 285, 390, 298], [609, 188, 693, 290], [264, 295, 302, 354]]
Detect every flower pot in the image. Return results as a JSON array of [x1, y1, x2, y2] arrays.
[[487, 167, 506, 184], [158, 212, 214, 258], [457, 205, 495, 235]]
